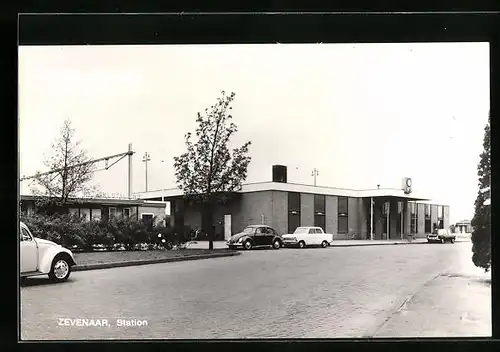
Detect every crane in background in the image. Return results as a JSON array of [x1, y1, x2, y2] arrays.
[[20, 143, 135, 198]]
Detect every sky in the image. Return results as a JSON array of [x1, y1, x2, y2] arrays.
[[18, 43, 490, 224]]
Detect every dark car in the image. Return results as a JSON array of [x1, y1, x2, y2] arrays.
[[427, 229, 456, 243], [226, 225, 283, 250]]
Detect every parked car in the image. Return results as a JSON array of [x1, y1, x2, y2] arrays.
[[20, 222, 77, 283], [112, 243, 126, 251], [226, 225, 283, 250], [282, 226, 334, 248], [134, 243, 149, 251], [427, 229, 456, 243], [92, 244, 107, 252]]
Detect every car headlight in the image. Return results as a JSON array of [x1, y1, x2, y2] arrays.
[[237, 237, 243, 243]]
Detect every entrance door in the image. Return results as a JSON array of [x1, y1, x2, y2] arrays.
[[224, 215, 232, 241], [20, 226, 38, 273]]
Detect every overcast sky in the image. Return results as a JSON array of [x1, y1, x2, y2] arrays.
[[18, 43, 489, 224]]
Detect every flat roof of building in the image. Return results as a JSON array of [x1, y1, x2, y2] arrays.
[[134, 181, 432, 202], [20, 195, 167, 207]]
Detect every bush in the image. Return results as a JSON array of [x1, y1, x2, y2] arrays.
[[20, 213, 193, 252]]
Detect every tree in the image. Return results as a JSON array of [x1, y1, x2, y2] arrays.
[[30, 119, 97, 213], [173, 91, 252, 249], [471, 113, 491, 272]]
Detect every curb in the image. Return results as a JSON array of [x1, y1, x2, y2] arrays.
[[73, 251, 241, 272], [330, 240, 470, 248], [330, 242, 429, 248]]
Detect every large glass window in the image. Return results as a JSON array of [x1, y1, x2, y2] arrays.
[[424, 204, 431, 233], [288, 192, 301, 233], [288, 192, 301, 212], [437, 205, 444, 229], [338, 197, 348, 234], [314, 194, 326, 231], [410, 202, 417, 234]]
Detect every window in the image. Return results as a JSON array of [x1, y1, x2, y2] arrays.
[[314, 194, 326, 231], [424, 204, 431, 233], [288, 192, 301, 233], [123, 208, 130, 219], [109, 207, 117, 219], [437, 206, 444, 229], [410, 202, 417, 234], [338, 197, 348, 234], [315, 228, 323, 234], [308, 228, 315, 234], [101, 207, 110, 222], [288, 192, 301, 212], [21, 227, 32, 241], [141, 214, 154, 229]]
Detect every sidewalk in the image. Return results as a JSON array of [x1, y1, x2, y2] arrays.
[[185, 237, 460, 249], [374, 241, 491, 337], [73, 248, 239, 272]]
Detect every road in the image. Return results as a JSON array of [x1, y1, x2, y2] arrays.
[[20, 240, 491, 340]]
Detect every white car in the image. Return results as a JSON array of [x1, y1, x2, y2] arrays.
[[427, 229, 456, 243], [20, 222, 77, 282], [282, 226, 334, 248]]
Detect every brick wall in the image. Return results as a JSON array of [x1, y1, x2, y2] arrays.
[[300, 193, 314, 227], [271, 191, 288, 235], [358, 198, 368, 240], [348, 197, 360, 239], [325, 195, 338, 235], [237, 191, 274, 233], [443, 206, 450, 229], [138, 203, 167, 225]]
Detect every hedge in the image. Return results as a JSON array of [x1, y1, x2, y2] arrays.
[[20, 213, 193, 252]]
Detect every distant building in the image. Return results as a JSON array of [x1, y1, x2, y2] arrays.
[[20, 195, 169, 226], [453, 219, 472, 233], [135, 165, 450, 241]]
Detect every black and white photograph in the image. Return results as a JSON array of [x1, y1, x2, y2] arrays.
[[18, 38, 491, 340]]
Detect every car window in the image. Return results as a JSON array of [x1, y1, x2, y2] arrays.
[[308, 229, 315, 234], [294, 227, 309, 234], [21, 227, 32, 241], [315, 228, 323, 234], [269, 228, 277, 236], [255, 227, 265, 235]]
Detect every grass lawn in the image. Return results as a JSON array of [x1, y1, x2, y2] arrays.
[[74, 249, 232, 266]]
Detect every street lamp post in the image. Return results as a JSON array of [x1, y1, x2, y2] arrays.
[[142, 152, 151, 192], [311, 168, 319, 186]]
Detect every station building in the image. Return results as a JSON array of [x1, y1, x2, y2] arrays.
[[135, 165, 450, 241], [20, 195, 168, 226]]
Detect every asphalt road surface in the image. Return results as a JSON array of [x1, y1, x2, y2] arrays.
[[20, 240, 491, 340]]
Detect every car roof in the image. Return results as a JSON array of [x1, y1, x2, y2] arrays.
[[247, 225, 271, 228]]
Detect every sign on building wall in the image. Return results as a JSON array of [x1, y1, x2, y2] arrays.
[[402, 177, 412, 194]]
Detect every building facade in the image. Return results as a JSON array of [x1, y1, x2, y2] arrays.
[[135, 166, 450, 241], [20, 195, 169, 226]]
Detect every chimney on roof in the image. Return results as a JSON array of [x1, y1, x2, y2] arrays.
[[272, 165, 287, 183]]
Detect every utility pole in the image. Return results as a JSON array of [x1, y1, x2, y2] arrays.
[[142, 152, 151, 192], [128, 143, 133, 198], [311, 168, 319, 186]]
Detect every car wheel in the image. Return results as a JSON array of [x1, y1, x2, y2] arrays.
[[48, 257, 71, 283], [298, 241, 306, 248], [272, 240, 281, 249], [450, 237, 455, 243], [440, 238, 445, 244], [321, 241, 328, 248], [244, 240, 252, 250]]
